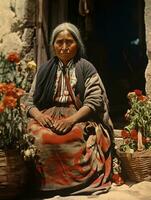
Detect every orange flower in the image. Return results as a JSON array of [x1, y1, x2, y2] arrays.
[[121, 130, 129, 138], [0, 83, 6, 93], [3, 84, 25, 99], [138, 95, 148, 102], [15, 88, 25, 99], [4, 83, 16, 95], [3, 95, 17, 109], [7, 52, 20, 63], [0, 102, 5, 112]]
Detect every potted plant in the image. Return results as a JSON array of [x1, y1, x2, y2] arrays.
[[0, 52, 37, 199], [117, 89, 151, 182]]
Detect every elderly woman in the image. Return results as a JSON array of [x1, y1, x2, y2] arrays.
[[25, 22, 115, 195]]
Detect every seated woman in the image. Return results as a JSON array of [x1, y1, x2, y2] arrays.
[[25, 22, 117, 195]]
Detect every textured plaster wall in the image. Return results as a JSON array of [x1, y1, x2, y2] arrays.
[[0, 0, 36, 62], [145, 0, 151, 98]]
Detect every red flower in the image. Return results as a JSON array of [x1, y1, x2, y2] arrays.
[[134, 89, 142, 96], [142, 137, 147, 144], [121, 130, 129, 138], [7, 52, 20, 63], [112, 174, 124, 186], [130, 129, 138, 140]]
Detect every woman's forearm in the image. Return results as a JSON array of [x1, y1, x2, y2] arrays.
[[28, 106, 42, 119], [28, 106, 53, 127], [69, 105, 93, 124]]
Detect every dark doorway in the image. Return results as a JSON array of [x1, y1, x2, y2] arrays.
[[67, 0, 148, 128], [37, 0, 148, 129]]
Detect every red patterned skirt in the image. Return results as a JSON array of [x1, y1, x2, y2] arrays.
[[27, 105, 112, 195]]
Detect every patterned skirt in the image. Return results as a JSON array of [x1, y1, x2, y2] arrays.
[[27, 104, 112, 195]]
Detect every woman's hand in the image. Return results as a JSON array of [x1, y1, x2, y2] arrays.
[[35, 113, 53, 128], [52, 117, 75, 134], [52, 106, 93, 135], [29, 107, 53, 128]]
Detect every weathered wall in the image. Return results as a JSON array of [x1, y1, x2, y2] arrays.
[[0, 0, 36, 62], [145, 0, 151, 98]]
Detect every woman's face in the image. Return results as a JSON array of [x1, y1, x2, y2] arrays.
[[53, 30, 78, 65]]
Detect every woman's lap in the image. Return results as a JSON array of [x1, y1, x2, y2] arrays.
[[27, 106, 112, 194]]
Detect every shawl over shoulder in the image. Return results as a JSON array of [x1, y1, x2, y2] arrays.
[[33, 57, 97, 110]]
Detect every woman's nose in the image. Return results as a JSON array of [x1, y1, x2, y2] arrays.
[[62, 42, 67, 50]]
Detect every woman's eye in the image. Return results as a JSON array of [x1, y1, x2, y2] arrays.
[[66, 40, 73, 45], [55, 39, 74, 46], [56, 40, 63, 45]]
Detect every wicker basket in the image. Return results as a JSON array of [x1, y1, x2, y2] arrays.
[[0, 149, 27, 200], [117, 149, 151, 182]]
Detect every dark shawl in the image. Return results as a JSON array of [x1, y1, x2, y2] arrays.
[[33, 57, 97, 110]]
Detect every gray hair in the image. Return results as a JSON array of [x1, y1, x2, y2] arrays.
[[50, 22, 85, 58]]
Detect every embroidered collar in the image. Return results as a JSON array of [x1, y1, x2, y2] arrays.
[[58, 59, 74, 71]]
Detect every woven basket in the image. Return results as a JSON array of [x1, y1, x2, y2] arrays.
[[117, 149, 151, 182], [0, 149, 27, 200]]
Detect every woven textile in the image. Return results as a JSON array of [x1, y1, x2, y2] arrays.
[[27, 105, 112, 194]]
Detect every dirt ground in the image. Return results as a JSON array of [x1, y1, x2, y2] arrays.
[[24, 181, 151, 200]]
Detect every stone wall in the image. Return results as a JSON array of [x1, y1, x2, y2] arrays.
[[145, 0, 151, 98], [0, 0, 36, 63]]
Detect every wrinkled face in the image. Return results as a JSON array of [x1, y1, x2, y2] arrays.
[[53, 30, 78, 65]]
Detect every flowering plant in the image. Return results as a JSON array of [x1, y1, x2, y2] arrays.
[[119, 89, 151, 153], [0, 52, 37, 160]]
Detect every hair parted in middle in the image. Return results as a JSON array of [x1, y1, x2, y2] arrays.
[[50, 22, 86, 59]]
